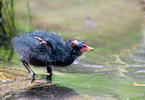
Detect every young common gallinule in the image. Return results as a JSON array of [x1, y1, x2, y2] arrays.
[[13, 31, 94, 83]]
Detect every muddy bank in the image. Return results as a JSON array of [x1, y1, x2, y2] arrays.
[[0, 65, 90, 100]]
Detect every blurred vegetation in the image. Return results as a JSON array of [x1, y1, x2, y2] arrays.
[[0, 0, 16, 61]]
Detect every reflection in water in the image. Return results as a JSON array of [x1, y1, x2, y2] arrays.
[[136, 70, 145, 73], [83, 64, 104, 68]]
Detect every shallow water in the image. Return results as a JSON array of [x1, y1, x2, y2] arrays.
[[2, 46, 145, 100], [1, 30, 145, 99], [1, 40, 145, 100]]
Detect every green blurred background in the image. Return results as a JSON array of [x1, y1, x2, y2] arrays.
[[0, 0, 143, 63]]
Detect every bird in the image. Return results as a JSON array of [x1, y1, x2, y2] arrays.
[[13, 31, 94, 83]]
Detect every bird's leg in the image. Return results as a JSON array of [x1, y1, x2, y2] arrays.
[[46, 65, 53, 83], [21, 59, 36, 83]]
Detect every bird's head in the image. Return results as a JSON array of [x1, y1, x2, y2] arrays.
[[68, 39, 94, 56]]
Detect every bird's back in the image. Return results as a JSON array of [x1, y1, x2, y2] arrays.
[[13, 31, 67, 66]]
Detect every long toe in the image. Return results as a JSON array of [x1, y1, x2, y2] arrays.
[[46, 78, 52, 83], [30, 72, 36, 83], [30, 76, 35, 83], [46, 75, 52, 83]]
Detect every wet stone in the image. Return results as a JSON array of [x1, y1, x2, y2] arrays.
[[11, 84, 78, 100]]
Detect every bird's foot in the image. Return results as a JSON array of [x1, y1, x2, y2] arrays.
[[46, 74, 52, 83], [30, 72, 36, 83], [46, 78, 52, 83]]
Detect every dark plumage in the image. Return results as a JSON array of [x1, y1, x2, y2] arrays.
[[13, 31, 94, 83]]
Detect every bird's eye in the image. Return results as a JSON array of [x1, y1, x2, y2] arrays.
[[79, 45, 86, 49], [83, 45, 86, 47]]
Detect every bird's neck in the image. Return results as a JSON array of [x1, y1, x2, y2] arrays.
[[62, 46, 82, 65], [51, 45, 80, 66]]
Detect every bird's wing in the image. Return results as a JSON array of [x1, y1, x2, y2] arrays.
[[35, 36, 52, 53], [35, 36, 47, 45]]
